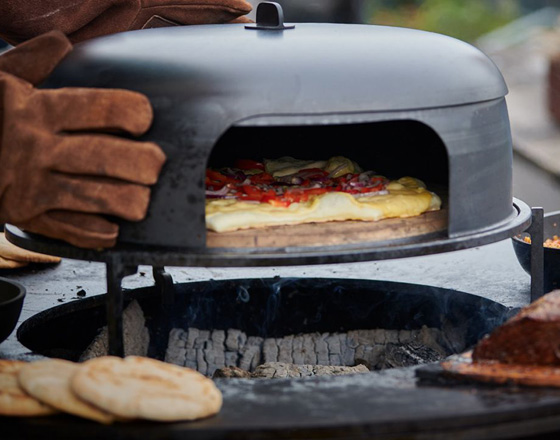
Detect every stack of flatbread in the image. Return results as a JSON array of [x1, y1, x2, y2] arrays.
[[0, 356, 222, 423]]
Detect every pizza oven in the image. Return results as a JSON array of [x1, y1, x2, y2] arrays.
[[28, 1, 520, 252], [7, 2, 543, 347]]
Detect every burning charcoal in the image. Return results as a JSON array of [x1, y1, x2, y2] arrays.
[[417, 325, 447, 356], [164, 326, 448, 377], [399, 330, 412, 343], [225, 329, 246, 352], [239, 345, 260, 371], [203, 340, 216, 376], [185, 349, 197, 370], [252, 362, 369, 379], [346, 331, 359, 349], [211, 330, 226, 371], [315, 333, 329, 365], [303, 334, 317, 365], [195, 330, 210, 349], [374, 329, 386, 344], [379, 342, 444, 369], [263, 338, 279, 363], [277, 335, 294, 363], [225, 351, 239, 367], [196, 348, 208, 376], [80, 300, 149, 361], [164, 328, 187, 365], [385, 330, 399, 344], [341, 344, 356, 367], [326, 334, 342, 357], [213, 366, 252, 379], [186, 328, 199, 349], [292, 335, 304, 364]]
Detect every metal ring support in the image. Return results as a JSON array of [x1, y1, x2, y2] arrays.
[[528, 208, 545, 302]]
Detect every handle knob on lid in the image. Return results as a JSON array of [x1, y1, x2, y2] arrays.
[[245, 1, 295, 31]]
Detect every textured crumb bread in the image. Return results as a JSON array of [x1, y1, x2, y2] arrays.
[[206, 177, 441, 233], [0, 360, 57, 417], [18, 359, 115, 423], [71, 356, 222, 421]]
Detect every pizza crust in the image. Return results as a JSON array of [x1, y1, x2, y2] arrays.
[[206, 177, 441, 233]]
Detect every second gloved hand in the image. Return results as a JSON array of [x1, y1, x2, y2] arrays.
[[0, 31, 166, 249]]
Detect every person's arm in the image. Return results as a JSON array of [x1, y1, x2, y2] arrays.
[[0, 31, 165, 248], [0, 0, 252, 44]]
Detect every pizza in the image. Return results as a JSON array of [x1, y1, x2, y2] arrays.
[[205, 156, 441, 233]]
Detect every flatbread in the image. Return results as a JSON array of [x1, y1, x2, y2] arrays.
[[18, 359, 115, 423], [0, 256, 28, 269], [0, 360, 57, 417], [71, 356, 223, 421], [0, 232, 61, 267]]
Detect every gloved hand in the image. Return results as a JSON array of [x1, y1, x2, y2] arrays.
[[0, 0, 252, 45], [0, 31, 166, 249]]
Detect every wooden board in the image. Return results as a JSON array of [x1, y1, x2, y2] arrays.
[[207, 208, 448, 249]]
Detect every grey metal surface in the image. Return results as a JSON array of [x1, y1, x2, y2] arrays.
[[43, 22, 512, 248], [4, 200, 531, 267]]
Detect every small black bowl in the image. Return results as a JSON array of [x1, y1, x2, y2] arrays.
[[0, 277, 26, 344], [512, 210, 560, 293]]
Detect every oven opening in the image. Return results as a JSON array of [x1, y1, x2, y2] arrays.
[[209, 120, 449, 186], [205, 120, 449, 248]]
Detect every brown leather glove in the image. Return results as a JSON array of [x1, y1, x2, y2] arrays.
[[0, 31, 166, 249], [0, 0, 252, 45]]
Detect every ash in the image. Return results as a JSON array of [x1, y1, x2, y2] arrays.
[[165, 327, 447, 377]]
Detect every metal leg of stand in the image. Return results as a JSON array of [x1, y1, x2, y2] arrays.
[[529, 207, 545, 302], [106, 258, 138, 357], [153, 266, 174, 306]]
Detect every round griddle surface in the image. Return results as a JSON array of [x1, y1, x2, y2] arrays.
[[3, 368, 560, 440]]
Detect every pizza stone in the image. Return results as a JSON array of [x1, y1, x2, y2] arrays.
[[0, 360, 57, 417], [18, 359, 115, 423], [71, 356, 223, 421]]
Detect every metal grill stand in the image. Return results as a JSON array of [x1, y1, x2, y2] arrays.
[[100, 206, 545, 358]]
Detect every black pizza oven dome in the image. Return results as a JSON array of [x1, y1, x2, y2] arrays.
[[44, 5, 514, 250]]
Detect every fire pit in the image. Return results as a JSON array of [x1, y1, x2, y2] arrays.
[[7, 277, 560, 439], [17, 278, 509, 368]]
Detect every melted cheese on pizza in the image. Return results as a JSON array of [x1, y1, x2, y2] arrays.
[[206, 177, 441, 233]]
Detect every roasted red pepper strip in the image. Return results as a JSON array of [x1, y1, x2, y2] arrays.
[[249, 172, 274, 184], [206, 169, 242, 185]]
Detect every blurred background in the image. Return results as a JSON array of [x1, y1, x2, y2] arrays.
[[247, 0, 560, 213]]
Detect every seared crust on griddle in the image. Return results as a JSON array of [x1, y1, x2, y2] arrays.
[[472, 290, 560, 365]]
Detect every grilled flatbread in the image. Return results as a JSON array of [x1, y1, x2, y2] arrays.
[[0, 360, 57, 417], [18, 359, 115, 423], [71, 356, 222, 421]]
